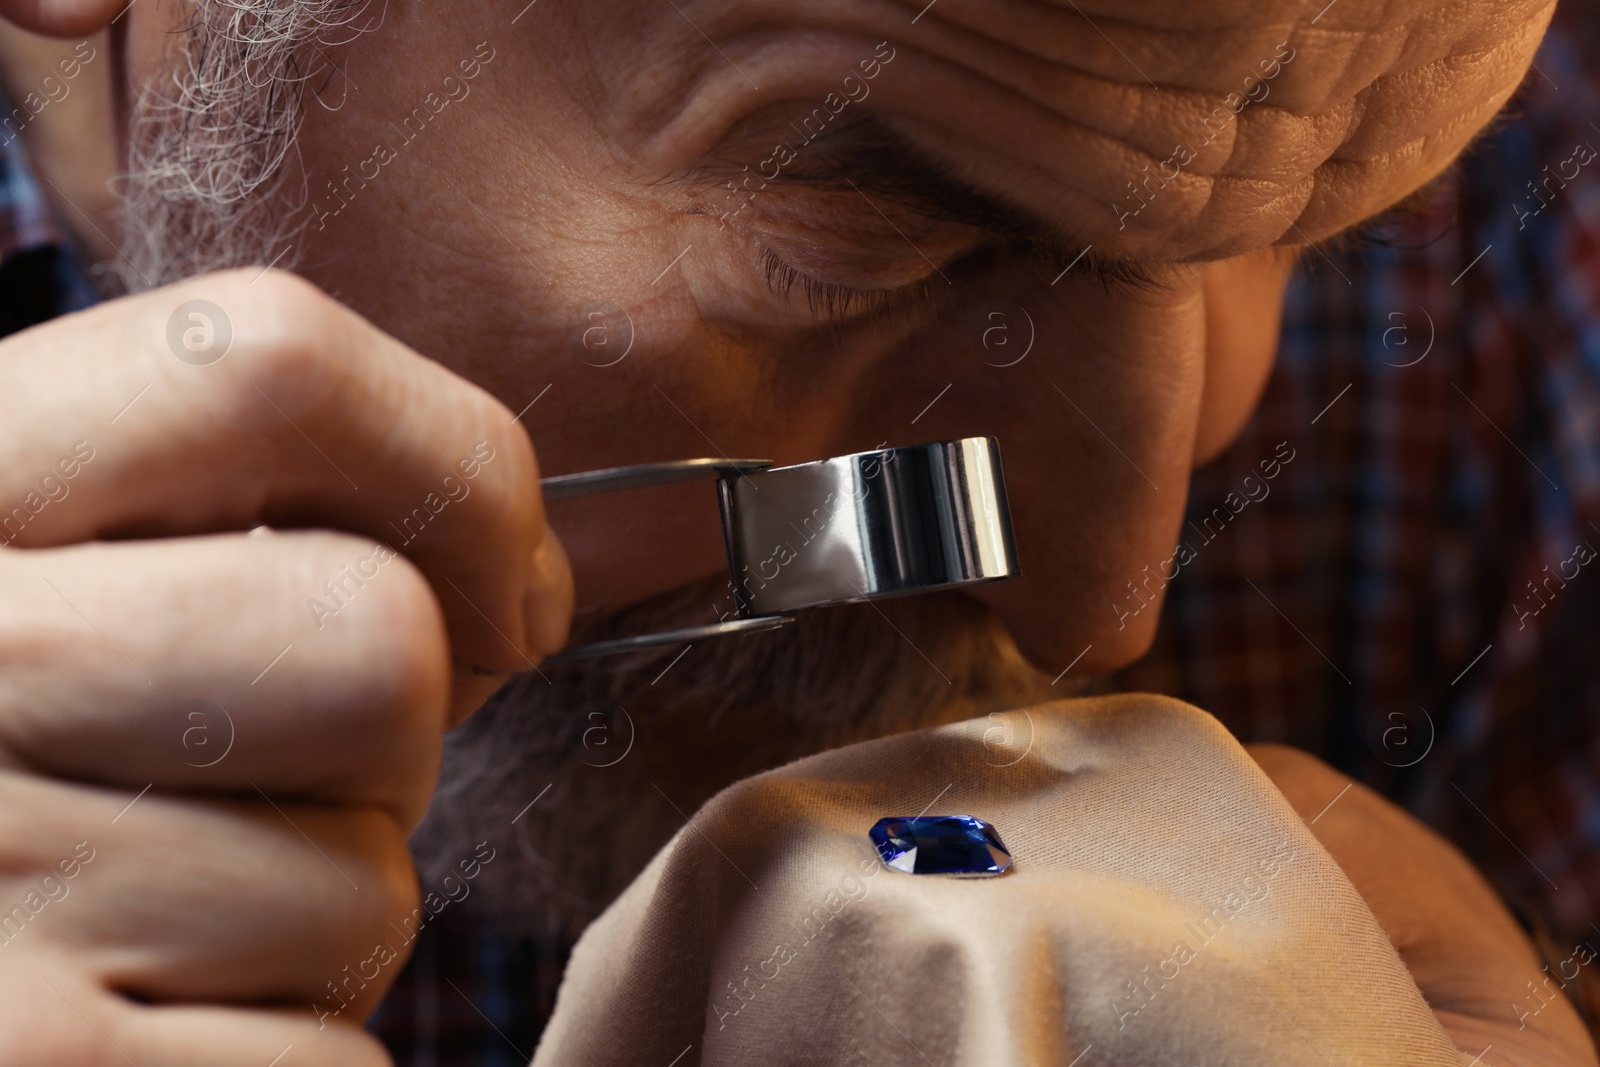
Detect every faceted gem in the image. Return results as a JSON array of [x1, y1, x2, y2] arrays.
[[868, 815, 1012, 876]]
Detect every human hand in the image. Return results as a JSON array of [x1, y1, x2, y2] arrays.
[[0, 269, 572, 1064], [1250, 744, 1599, 1067]]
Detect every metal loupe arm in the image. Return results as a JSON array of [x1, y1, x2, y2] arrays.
[[541, 438, 1020, 660], [540, 458, 772, 501]]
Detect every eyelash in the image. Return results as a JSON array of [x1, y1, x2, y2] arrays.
[[757, 241, 1172, 327], [759, 247, 951, 326]]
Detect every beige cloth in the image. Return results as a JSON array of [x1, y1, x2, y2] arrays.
[[532, 694, 1466, 1066]]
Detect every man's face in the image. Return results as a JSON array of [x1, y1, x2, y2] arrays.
[[127, 0, 1551, 674]]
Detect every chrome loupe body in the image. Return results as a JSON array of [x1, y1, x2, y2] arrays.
[[718, 437, 1017, 617], [541, 437, 1019, 659]]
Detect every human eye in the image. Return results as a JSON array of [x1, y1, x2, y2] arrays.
[[757, 244, 953, 327]]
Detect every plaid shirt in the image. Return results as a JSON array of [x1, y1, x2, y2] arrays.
[[373, 6, 1600, 1050], [1121, 0, 1600, 943], [0, 129, 94, 330], [1114, 0, 1600, 1026], [3, 8, 1600, 1057]]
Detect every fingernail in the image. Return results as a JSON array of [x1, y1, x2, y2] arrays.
[[522, 525, 574, 660]]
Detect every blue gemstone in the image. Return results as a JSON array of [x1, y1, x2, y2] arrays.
[[868, 815, 1012, 876]]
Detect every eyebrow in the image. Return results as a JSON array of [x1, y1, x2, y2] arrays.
[[675, 113, 1172, 290], [672, 112, 1453, 288]]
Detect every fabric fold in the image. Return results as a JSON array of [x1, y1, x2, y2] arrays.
[[533, 694, 1463, 1066]]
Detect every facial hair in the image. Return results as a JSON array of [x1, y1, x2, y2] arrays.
[[411, 575, 1066, 942], [115, 0, 1069, 945], [116, 0, 381, 290]]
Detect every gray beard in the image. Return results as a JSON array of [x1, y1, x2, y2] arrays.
[[412, 576, 1065, 941], [117, 1, 1070, 942], [116, 0, 381, 290]]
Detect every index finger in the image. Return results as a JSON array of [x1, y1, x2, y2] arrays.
[[0, 268, 573, 672]]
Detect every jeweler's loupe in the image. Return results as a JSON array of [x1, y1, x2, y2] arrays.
[[541, 437, 1020, 659]]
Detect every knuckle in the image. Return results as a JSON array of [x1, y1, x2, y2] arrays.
[[473, 426, 541, 528], [227, 267, 338, 351], [311, 810, 422, 997], [357, 557, 451, 714], [194, 269, 352, 423], [295, 531, 452, 732], [343, 807, 422, 918], [0, 990, 115, 1066]]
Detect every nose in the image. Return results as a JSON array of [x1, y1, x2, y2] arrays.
[[879, 282, 1212, 679]]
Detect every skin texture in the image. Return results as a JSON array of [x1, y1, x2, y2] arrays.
[[1252, 745, 1599, 1066], [271, 0, 1546, 670], [0, 0, 1587, 1063], [0, 271, 575, 1062]]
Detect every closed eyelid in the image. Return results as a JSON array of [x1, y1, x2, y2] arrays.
[[752, 239, 1172, 338], [676, 109, 1188, 294], [752, 221, 1191, 334], [758, 244, 951, 325]]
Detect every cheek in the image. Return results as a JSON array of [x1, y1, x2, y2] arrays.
[[1192, 248, 1296, 465], [842, 273, 1211, 673], [494, 306, 865, 620]]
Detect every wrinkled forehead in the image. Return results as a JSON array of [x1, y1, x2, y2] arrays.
[[551, 0, 1551, 260]]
